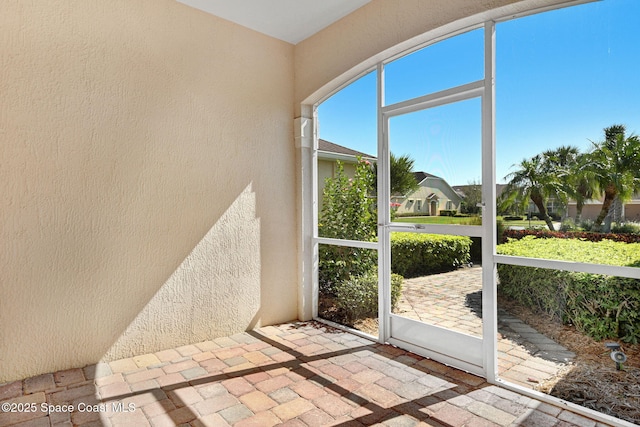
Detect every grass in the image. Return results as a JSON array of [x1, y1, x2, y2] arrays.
[[501, 217, 548, 228], [394, 216, 476, 225], [394, 215, 548, 228]]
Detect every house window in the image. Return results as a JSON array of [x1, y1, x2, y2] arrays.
[[416, 200, 421, 210], [446, 200, 453, 210]]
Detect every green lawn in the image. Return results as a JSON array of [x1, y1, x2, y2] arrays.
[[500, 218, 549, 228], [394, 215, 549, 228], [395, 216, 476, 225]]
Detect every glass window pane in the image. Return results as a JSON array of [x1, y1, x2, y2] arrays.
[[497, 263, 640, 423], [496, 0, 640, 243], [391, 232, 482, 338], [385, 28, 484, 105], [496, 2, 640, 422], [389, 98, 482, 225], [318, 244, 378, 337], [317, 71, 378, 240]]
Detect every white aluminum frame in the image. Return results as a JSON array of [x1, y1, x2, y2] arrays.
[[306, 1, 638, 425], [380, 24, 489, 375]]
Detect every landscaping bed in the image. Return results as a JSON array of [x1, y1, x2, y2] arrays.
[[497, 236, 640, 343], [319, 233, 472, 329], [499, 296, 640, 424], [497, 234, 640, 422]]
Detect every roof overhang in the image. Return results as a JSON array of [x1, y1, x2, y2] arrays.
[[317, 151, 375, 164]]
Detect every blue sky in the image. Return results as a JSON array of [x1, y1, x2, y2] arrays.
[[317, 0, 640, 185]]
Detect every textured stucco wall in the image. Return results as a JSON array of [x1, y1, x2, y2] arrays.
[[0, 0, 296, 382]]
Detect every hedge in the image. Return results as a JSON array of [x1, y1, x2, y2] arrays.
[[391, 233, 472, 278], [501, 228, 640, 244], [497, 236, 640, 343]]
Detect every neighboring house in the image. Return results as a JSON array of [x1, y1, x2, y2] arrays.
[[317, 139, 375, 210], [393, 172, 463, 216], [318, 142, 462, 218], [567, 194, 640, 222]]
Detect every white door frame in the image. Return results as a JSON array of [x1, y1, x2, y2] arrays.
[[377, 23, 495, 375]]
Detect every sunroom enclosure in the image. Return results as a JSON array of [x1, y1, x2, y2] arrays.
[[301, 1, 640, 425]]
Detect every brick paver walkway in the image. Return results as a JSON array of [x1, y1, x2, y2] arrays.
[[394, 266, 575, 389], [1, 322, 607, 426]]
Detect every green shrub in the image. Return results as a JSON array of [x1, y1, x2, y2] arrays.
[[577, 218, 596, 231], [318, 159, 376, 241], [548, 212, 561, 221], [319, 159, 377, 294], [334, 271, 404, 322], [497, 236, 640, 343], [319, 245, 377, 295], [612, 221, 640, 234], [560, 217, 576, 231], [503, 215, 524, 221], [391, 233, 472, 278], [501, 228, 640, 244], [439, 209, 457, 216]]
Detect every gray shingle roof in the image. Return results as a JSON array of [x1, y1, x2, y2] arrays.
[[318, 139, 375, 158], [413, 171, 438, 183]]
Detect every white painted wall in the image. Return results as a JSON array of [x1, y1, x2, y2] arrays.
[[0, 0, 296, 382]]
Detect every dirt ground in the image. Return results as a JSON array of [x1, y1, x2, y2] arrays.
[[499, 297, 640, 424]]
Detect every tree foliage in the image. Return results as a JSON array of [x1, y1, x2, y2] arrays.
[[500, 154, 565, 231], [500, 124, 640, 232], [319, 159, 376, 241], [318, 159, 377, 294], [460, 180, 482, 215], [373, 153, 420, 197], [588, 125, 640, 230], [389, 153, 420, 196]]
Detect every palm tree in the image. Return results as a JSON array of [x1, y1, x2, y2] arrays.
[[589, 125, 640, 230], [571, 152, 600, 223], [542, 145, 579, 170], [542, 145, 600, 223], [390, 153, 420, 196], [542, 145, 578, 218], [500, 154, 565, 231], [373, 152, 419, 197]]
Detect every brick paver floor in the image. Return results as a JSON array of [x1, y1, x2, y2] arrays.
[[394, 265, 575, 390], [0, 322, 609, 426]]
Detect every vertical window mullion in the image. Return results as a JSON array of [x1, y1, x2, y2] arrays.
[[377, 62, 391, 343], [481, 19, 498, 382]]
